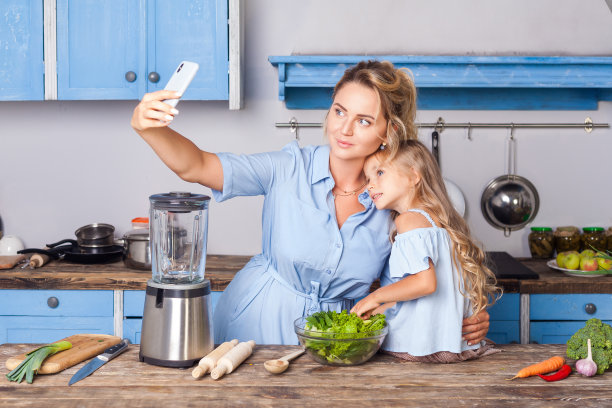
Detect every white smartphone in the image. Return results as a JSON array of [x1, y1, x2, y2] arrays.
[[162, 61, 199, 108]]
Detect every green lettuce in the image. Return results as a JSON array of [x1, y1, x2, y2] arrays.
[[302, 310, 386, 364]]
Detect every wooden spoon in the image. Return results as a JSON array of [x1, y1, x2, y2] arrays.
[[264, 348, 305, 374]]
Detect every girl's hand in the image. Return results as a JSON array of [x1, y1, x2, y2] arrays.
[[350, 295, 381, 319], [371, 302, 396, 316], [462, 309, 490, 345], [131, 90, 181, 132]]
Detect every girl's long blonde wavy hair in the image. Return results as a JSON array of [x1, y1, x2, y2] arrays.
[[373, 140, 501, 314]]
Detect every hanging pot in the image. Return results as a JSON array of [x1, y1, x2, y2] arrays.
[[480, 128, 539, 237]]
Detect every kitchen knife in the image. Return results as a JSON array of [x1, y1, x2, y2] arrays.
[[68, 338, 130, 386]]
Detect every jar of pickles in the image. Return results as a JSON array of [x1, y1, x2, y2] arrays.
[[607, 227, 612, 252], [581, 227, 607, 252], [554, 226, 580, 253], [528, 227, 554, 258]]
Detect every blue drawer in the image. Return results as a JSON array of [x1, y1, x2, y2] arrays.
[[124, 290, 222, 317], [488, 321, 519, 344], [488, 293, 519, 321], [0, 290, 114, 317], [530, 320, 612, 344], [124, 290, 146, 317], [123, 318, 143, 345], [0, 316, 114, 344], [530, 294, 612, 320]]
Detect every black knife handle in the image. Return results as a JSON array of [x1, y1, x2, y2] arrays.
[[100, 339, 130, 361]]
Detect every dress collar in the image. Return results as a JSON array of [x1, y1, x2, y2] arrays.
[[311, 144, 331, 185], [311, 144, 374, 208]]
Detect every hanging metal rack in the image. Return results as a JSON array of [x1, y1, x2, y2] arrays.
[[276, 117, 609, 137]]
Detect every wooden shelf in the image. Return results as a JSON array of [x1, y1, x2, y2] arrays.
[[268, 55, 612, 110]]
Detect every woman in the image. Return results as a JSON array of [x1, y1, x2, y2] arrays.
[[131, 60, 490, 345]]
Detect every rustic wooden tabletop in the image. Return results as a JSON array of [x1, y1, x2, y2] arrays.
[[2, 256, 612, 293], [1, 343, 610, 407]]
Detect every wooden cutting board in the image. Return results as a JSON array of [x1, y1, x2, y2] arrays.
[[0, 254, 25, 269], [5, 334, 121, 374]]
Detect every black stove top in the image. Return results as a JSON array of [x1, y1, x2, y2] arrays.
[[485, 251, 539, 280]]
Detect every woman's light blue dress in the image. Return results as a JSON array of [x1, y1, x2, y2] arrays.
[[381, 209, 480, 356], [211, 141, 392, 345]]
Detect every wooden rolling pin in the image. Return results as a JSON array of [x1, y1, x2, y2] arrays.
[[28, 246, 52, 268], [192, 339, 239, 379], [210, 340, 255, 380]]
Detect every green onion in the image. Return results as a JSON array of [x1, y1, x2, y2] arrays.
[[6, 340, 72, 384]]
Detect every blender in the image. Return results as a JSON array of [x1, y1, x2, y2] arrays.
[[139, 192, 214, 367]]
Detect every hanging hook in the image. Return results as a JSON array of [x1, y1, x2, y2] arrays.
[[507, 123, 517, 177], [435, 117, 445, 134], [289, 117, 299, 141], [466, 122, 473, 141]]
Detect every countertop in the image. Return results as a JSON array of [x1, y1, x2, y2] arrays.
[[1, 255, 612, 293], [1, 343, 610, 407]]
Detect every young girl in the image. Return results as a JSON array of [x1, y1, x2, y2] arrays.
[[351, 139, 501, 362]]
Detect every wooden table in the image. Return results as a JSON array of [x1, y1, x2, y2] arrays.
[[2, 256, 611, 293], [1, 344, 610, 407]]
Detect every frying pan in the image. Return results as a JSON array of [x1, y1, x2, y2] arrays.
[[431, 130, 466, 217], [480, 128, 539, 237], [18, 239, 123, 264]]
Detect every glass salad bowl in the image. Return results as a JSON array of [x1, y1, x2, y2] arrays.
[[294, 316, 388, 366]]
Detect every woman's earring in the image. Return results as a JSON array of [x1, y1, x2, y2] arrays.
[[379, 142, 386, 150]]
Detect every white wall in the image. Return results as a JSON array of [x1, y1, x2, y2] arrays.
[[1, 0, 612, 257]]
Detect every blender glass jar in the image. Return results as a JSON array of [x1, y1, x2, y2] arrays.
[[150, 192, 210, 284]]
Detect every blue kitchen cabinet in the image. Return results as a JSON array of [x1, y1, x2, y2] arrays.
[[529, 294, 612, 344], [0, 0, 44, 100], [0, 290, 114, 343], [56, 0, 228, 100], [122, 290, 222, 344], [487, 293, 520, 344]]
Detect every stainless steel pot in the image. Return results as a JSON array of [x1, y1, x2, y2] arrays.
[[75, 223, 115, 248], [481, 130, 539, 237], [122, 229, 151, 270]]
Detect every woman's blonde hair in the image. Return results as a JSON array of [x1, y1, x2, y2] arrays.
[[372, 140, 501, 314], [325, 60, 418, 152]]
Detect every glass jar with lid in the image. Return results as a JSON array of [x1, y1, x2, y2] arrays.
[[581, 227, 607, 252], [528, 227, 554, 258], [553, 226, 580, 253]]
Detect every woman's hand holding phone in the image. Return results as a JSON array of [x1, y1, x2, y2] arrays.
[[131, 61, 199, 131], [130, 90, 181, 131]]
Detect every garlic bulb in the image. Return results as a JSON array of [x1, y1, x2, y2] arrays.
[[575, 338, 597, 377]]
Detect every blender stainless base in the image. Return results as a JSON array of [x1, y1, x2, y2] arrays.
[[139, 279, 214, 368]]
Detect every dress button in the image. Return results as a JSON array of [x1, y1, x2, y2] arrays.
[[336, 243, 341, 248], [325, 269, 332, 274]]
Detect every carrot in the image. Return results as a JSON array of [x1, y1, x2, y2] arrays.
[[509, 356, 565, 380]]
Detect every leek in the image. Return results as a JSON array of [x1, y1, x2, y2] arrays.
[[6, 340, 72, 384]]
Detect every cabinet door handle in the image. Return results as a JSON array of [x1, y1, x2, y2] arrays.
[[47, 296, 59, 309], [125, 71, 137, 82], [148, 72, 160, 83], [585, 303, 597, 314]]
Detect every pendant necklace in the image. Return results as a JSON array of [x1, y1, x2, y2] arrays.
[[332, 180, 368, 198]]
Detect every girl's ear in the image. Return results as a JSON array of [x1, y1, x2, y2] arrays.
[[408, 167, 421, 187]]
